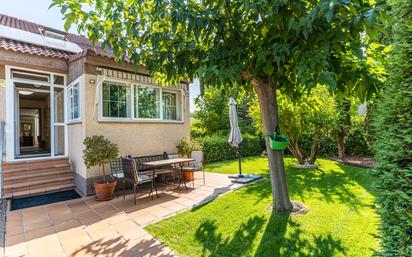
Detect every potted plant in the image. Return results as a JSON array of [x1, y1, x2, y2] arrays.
[[177, 137, 201, 181], [83, 135, 119, 201]]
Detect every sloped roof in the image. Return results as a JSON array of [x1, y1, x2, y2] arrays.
[[0, 14, 113, 61], [0, 37, 72, 59]]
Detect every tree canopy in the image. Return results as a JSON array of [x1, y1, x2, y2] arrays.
[[53, 0, 383, 90]]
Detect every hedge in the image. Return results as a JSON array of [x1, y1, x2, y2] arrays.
[[296, 129, 372, 158], [197, 134, 265, 163], [373, 0, 412, 256]]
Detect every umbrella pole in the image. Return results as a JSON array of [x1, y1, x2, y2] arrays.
[[237, 145, 243, 177]]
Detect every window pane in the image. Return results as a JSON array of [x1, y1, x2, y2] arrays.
[[134, 86, 160, 119], [162, 92, 177, 120], [54, 126, 65, 156], [54, 87, 64, 123], [162, 91, 182, 120], [53, 75, 64, 85], [12, 69, 50, 82], [69, 83, 80, 120], [102, 82, 130, 118]]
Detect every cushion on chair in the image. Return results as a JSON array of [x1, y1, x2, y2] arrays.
[[137, 175, 152, 182]]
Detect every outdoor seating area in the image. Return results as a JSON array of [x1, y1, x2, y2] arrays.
[[3, 172, 244, 257], [110, 152, 206, 205]]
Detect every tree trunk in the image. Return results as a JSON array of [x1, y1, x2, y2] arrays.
[[288, 139, 306, 165], [253, 78, 293, 212], [308, 133, 320, 165], [336, 99, 351, 159]]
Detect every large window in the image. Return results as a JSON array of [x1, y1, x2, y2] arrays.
[[102, 82, 131, 118], [68, 82, 80, 121], [100, 81, 183, 121]]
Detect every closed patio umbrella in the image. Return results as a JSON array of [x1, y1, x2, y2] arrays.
[[228, 97, 243, 177]]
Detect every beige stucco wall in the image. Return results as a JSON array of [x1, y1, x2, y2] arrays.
[[83, 74, 190, 178], [66, 74, 88, 195]]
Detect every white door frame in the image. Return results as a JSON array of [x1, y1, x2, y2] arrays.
[[5, 65, 68, 162]]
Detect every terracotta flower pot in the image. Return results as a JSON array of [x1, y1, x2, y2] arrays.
[[94, 180, 117, 201], [183, 171, 194, 181]]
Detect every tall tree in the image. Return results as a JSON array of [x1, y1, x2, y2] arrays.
[[54, 0, 382, 212], [374, 0, 412, 255]]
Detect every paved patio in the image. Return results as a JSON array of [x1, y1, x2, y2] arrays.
[[2, 172, 243, 257]]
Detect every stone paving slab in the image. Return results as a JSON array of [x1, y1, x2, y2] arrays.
[[3, 172, 244, 257]]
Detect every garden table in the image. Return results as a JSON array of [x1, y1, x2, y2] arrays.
[[142, 158, 195, 190]]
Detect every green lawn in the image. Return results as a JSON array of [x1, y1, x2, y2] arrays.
[[146, 157, 381, 257]]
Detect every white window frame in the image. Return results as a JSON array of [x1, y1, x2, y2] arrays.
[[98, 78, 184, 123], [67, 78, 82, 122], [100, 79, 132, 120], [161, 89, 181, 121]]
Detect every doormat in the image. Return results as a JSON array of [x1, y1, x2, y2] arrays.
[[11, 190, 81, 210]]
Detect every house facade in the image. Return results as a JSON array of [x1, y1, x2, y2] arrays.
[[0, 14, 190, 198]]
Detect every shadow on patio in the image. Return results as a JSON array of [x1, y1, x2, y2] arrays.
[[4, 172, 242, 257]]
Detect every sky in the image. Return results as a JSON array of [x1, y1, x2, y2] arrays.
[[0, 0, 200, 112]]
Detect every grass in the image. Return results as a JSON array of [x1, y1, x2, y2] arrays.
[[146, 156, 381, 257]]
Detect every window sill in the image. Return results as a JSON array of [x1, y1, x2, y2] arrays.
[[97, 118, 184, 124], [67, 120, 82, 125]]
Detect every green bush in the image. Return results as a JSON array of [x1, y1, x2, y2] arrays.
[[198, 134, 264, 163], [345, 128, 373, 157], [373, 0, 412, 255], [296, 130, 372, 158], [176, 137, 202, 157], [190, 119, 207, 139]]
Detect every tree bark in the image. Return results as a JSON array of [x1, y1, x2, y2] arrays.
[[308, 133, 320, 164], [288, 139, 306, 165], [253, 78, 293, 212], [336, 99, 351, 159]]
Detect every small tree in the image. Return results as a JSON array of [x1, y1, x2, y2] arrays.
[[249, 85, 338, 165], [83, 135, 119, 183]]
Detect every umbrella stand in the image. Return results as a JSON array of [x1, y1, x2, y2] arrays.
[[237, 145, 243, 177], [229, 145, 243, 178]]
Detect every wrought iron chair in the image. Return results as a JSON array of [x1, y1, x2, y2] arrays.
[[182, 151, 205, 188], [110, 158, 126, 199], [121, 157, 158, 205]]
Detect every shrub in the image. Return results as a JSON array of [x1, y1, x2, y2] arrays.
[[345, 128, 373, 157], [176, 137, 202, 157], [198, 134, 264, 163], [373, 0, 412, 255], [190, 120, 207, 139]]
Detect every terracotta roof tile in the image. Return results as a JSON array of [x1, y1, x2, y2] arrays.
[[0, 37, 71, 59], [0, 14, 114, 61]]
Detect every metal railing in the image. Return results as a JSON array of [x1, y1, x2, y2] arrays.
[[0, 121, 5, 199]]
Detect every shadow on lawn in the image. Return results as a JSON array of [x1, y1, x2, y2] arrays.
[[241, 162, 378, 212], [194, 212, 346, 257]]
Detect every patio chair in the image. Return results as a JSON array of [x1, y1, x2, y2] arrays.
[[121, 157, 158, 205], [182, 151, 205, 187], [110, 158, 126, 199]]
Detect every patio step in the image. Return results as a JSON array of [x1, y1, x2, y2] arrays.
[[2, 158, 76, 199]]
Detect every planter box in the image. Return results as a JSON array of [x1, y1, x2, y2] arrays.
[[269, 133, 288, 150]]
